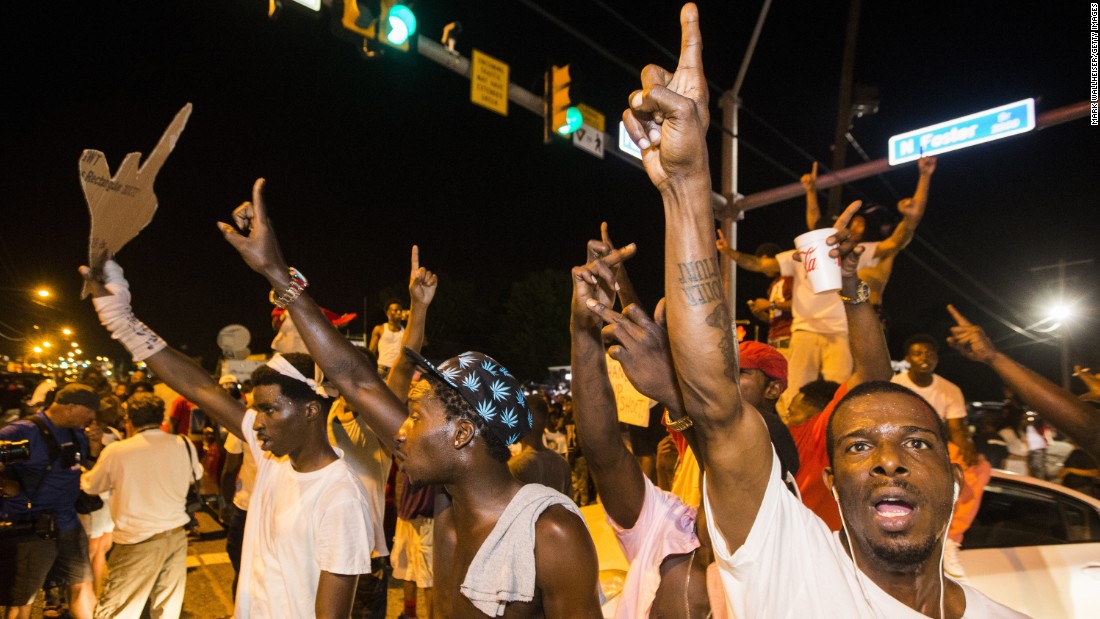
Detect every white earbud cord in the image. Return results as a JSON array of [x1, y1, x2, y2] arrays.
[[834, 487, 956, 619]]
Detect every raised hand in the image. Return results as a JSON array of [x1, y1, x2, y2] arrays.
[[408, 245, 438, 307], [800, 161, 818, 191], [622, 3, 710, 190], [747, 298, 771, 314], [584, 297, 681, 410], [715, 228, 729, 252], [918, 155, 937, 177], [793, 200, 865, 277], [571, 240, 636, 331], [946, 305, 998, 364], [217, 178, 290, 286]]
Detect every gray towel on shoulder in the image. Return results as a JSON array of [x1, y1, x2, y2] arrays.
[[460, 483, 585, 616]]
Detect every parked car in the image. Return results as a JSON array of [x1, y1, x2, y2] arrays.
[[959, 469, 1100, 618]]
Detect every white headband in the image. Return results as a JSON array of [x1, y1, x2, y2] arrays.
[[266, 353, 338, 398]]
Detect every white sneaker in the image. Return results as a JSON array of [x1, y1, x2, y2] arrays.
[[943, 539, 966, 580]]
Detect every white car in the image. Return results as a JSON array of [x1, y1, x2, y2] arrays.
[[581, 470, 1100, 618], [960, 469, 1100, 618]]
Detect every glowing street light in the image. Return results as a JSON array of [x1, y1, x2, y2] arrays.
[[42, 341, 52, 349], [33, 346, 42, 354], [36, 288, 51, 298], [62, 328, 72, 336], [1048, 302, 1074, 323]]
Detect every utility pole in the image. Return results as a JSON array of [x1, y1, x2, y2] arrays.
[[826, 0, 862, 221], [719, 0, 774, 317]]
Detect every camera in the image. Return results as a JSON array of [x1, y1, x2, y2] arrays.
[[0, 439, 30, 465]]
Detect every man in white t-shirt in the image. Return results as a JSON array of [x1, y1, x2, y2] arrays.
[[217, 184, 602, 617], [892, 333, 990, 579], [625, 10, 1024, 615], [84, 262, 375, 619], [82, 392, 203, 619]]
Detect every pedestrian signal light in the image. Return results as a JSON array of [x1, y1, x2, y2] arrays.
[[384, 4, 417, 46], [549, 65, 582, 136]]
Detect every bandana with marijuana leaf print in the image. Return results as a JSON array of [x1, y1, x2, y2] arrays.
[[403, 348, 533, 446]]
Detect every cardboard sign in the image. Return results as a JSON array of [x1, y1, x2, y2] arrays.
[[606, 354, 656, 427], [80, 103, 192, 297]]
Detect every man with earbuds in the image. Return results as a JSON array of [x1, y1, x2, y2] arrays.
[[625, 5, 1025, 615]]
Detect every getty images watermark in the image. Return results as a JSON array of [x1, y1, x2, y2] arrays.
[[1092, 3, 1098, 124]]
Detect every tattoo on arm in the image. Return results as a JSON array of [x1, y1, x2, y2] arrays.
[[676, 258, 723, 306], [704, 300, 738, 382]]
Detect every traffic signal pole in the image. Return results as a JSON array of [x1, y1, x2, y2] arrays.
[[720, 101, 1091, 218], [720, 0, 774, 316]]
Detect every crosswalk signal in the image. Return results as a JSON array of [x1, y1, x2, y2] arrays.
[[546, 65, 582, 140]]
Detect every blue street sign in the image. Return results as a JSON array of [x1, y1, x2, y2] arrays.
[[618, 121, 642, 160], [887, 98, 1036, 165]]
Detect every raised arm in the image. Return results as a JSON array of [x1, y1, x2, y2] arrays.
[[623, 2, 771, 551], [828, 202, 894, 387], [875, 156, 935, 260], [385, 246, 437, 403], [570, 241, 647, 527], [716, 228, 779, 276], [80, 261, 247, 439], [1074, 365, 1100, 400], [219, 179, 406, 452], [802, 161, 821, 230], [947, 305, 1100, 459]]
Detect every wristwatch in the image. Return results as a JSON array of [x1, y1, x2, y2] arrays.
[[662, 409, 694, 432], [838, 280, 870, 305]]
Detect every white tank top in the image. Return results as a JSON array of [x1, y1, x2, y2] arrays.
[[377, 323, 404, 367]]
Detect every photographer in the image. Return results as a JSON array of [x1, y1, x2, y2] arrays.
[[0, 383, 100, 619]]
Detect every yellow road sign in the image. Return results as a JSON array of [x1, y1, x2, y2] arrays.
[[470, 49, 509, 116]]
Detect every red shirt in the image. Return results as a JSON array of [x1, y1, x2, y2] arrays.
[[788, 382, 849, 531]]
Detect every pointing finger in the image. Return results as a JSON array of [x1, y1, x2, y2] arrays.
[[676, 3, 704, 80], [834, 200, 863, 231], [411, 245, 420, 273], [947, 304, 972, 327]]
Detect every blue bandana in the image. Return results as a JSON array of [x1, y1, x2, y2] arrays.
[[404, 348, 533, 446]]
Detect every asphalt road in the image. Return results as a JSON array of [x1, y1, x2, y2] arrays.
[[17, 509, 425, 618]]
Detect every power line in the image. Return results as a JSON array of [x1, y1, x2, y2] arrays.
[[514, 1, 1054, 339]]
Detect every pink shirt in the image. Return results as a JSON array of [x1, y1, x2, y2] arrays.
[[607, 476, 701, 619]]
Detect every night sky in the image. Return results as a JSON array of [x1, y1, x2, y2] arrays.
[[2, 1, 1097, 400]]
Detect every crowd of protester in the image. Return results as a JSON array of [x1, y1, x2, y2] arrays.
[[4, 4, 1100, 618]]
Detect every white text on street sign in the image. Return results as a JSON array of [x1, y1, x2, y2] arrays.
[[888, 98, 1035, 165]]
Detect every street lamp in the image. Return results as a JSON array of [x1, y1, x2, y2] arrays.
[[36, 289, 50, 298]]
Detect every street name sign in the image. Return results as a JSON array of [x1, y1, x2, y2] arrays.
[[618, 121, 642, 160], [887, 98, 1035, 165]]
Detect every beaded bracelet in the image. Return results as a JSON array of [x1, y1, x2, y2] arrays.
[[269, 267, 309, 309]]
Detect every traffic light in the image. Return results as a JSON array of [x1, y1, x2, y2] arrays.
[[546, 64, 582, 139], [339, 0, 416, 52]]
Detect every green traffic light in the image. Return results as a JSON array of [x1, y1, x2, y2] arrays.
[[557, 106, 583, 135], [386, 5, 416, 45]]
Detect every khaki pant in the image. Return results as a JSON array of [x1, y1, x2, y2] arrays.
[[94, 527, 187, 619]]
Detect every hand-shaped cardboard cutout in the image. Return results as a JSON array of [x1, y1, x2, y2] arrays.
[[79, 103, 192, 297]]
